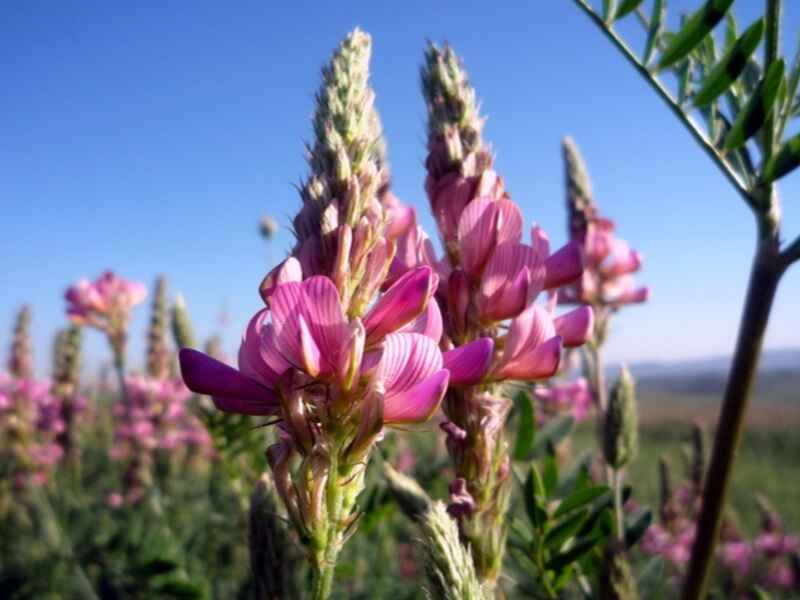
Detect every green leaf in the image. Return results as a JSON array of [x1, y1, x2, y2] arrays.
[[543, 453, 559, 497], [694, 19, 765, 107], [762, 132, 800, 183], [512, 390, 535, 460], [723, 11, 738, 52], [153, 579, 204, 599], [545, 509, 589, 551], [625, 508, 653, 548], [638, 555, 665, 588], [643, 0, 665, 66], [614, 0, 645, 21], [753, 586, 772, 600], [554, 451, 592, 498], [554, 485, 610, 518], [139, 558, 180, 577], [657, 0, 734, 71], [524, 466, 547, 529], [724, 59, 786, 151], [603, 0, 616, 22], [528, 415, 574, 459], [546, 536, 601, 571]]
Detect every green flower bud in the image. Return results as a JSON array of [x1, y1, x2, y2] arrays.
[[604, 366, 638, 469]]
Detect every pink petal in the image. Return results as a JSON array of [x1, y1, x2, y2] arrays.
[[495, 199, 523, 246], [377, 332, 443, 399], [364, 266, 435, 344], [554, 306, 594, 348], [298, 314, 322, 377], [531, 225, 550, 258], [179, 349, 278, 415], [260, 258, 303, 305], [399, 298, 443, 343], [544, 241, 583, 289], [480, 243, 543, 307], [238, 309, 282, 387], [457, 198, 499, 276], [502, 304, 557, 366], [496, 336, 563, 381], [269, 282, 306, 369], [301, 276, 347, 372], [480, 266, 530, 322], [383, 369, 449, 424], [443, 338, 494, 386], [384, 193, 416, 239]]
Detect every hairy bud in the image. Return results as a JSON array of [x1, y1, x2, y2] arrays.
[[604, 366, 638, 470], [8, 305, 33, 379]]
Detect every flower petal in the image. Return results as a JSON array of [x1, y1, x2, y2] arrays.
[[399, 298, 443, 343], [238, 309, 282, 387], [383, 369, 449, 424], [259, 257, 303, 305], [480, 266, 530, 322], [554, 306, 594, 348], [457, 198, 499, 276], [179, 348, 278, 415], [502, 304, 556, 367], [443, 338, 494, 386], [496, 336, 563, 381], [364, 266, 434, 344], [377, 332, 443, 399], [544, 241, 583, 289]]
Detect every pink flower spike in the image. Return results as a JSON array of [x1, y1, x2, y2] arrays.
[[553, 306, 594, 348], [543, 241, 583, 290], [364, 266, 435, 344], [443, 338, 494, 386], [383, 369, 450, 424], [179, 349, 279, 415], [259, 257, 303, 306]]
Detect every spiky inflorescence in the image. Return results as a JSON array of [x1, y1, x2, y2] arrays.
[[384, 463, 432, 522], [420, 502, 488, 600], [170, 294, 196, 350], [603, 366, 638, 470], [8, 305, 33, 379], [562, 136, 598, 242], [146, 276, 170, 379], [53, 325, 82, 459], [690, 420, 706, 494], [421, 43, 486, 178], [296, 28, 387, 253]]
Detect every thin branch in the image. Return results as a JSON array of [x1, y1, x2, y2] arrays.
[[571, 0, 753, 207], [780, 233, 800, 267]]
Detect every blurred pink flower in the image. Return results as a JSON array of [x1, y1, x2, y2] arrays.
[[65, 270, 147, 330], [534, 377, 593, 421]]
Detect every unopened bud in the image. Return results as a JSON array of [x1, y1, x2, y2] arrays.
[[8, 305, 33, 379], [171, 294, 196, 349], [603, 366, 638, 469]]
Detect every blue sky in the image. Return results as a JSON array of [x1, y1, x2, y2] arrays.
[[2, 1, 799, 376]]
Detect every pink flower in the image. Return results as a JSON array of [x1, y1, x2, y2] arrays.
[[65, 270, 147, 329], [534, 378, 593, 421], [180, 269, 466, 439], [720, 541, 754, 572], [563, 218, 648, 308], [755, 533, 799, 556]]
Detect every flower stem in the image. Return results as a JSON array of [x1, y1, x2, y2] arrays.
[[681, 238, 784, 600]]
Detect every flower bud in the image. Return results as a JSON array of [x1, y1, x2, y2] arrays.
[[170, 293, 196, 349], [603, 366, 638, 470], [8, 305, 33, 379]]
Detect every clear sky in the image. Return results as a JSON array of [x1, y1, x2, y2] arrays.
[[2, 1, 799, 376]]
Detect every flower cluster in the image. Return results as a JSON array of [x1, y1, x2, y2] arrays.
[[0, 374, 75, 488], [560, 137, 648, 312], [65, 270, 147, 368], [533, 377, 593, 422], [380, 42, 593, 584], [179, 31, 480, 591]]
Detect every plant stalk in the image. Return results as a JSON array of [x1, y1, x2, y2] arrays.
[[681, 237, 784, 600]]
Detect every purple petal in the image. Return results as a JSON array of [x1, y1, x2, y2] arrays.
[[443, 338, 494, 386], [554, 306, 594, 348], [383, 369, 449, 424], [364, 266, 434, 344], [544, 241, 583, 289], [301, 276, 347, 373], [238, 309, 282, 387], [179, 349, 278, 415]]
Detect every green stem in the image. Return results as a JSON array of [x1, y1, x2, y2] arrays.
[[681, 236, 785, 600], [571, 0, 752, 206], [312, 449, 345, 600], [612, 469, 625, 543]]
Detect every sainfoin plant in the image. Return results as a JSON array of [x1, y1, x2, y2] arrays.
[[3, 11, 800, 600]]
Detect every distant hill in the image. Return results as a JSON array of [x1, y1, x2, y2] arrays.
[[623, 348, 799, 379]]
